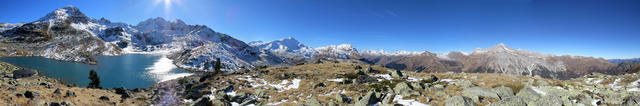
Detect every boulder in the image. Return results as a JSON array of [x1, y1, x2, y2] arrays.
[[231, 92, 247, 103], [254, 89, 266, 98], [462, 87, 500, 102], [53, 88, 62, 94], [115, 87, 131, 99], [390, 70, 406, 78], [191, 97, 212, 106], [61, 101, 76, 106], [64, 90, 76, 98], [489, 97, 526, 106], [336, 94, 348, 103], [239, 99, 257, 106], [356, 69, 366, 75], [24, 90, 39, 98], [393, 82, 414, 97], [515, 87, 542, 101], [303, 98, 322, 106], [622, 96, 640, 106], [313, 82, 326, 88], [456, 80, 474, 88], [328, 101, 336, 106], [411, 82, 424, 90], [99, 96, 110, 101], [364, 66, 376, 73], [445, 96, 476, 106], [211, 98, 232, 106], [491, 86, 514, 99], [355, 75, 377, 84], [423, 75, 439, 83], [381, 94, 394, 105], [354, 91, 379, 106]]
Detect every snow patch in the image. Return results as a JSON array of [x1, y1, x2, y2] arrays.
[[393, 95, 430, 106], [531, 87, 547, 95]]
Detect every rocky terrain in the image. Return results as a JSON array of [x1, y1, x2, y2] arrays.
[[144, 62, 640, 106], [0, 53, 639, 105]]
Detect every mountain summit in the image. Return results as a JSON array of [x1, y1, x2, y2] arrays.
[[36, 5, 91, 24]]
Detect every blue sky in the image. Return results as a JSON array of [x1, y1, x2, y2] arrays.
[[1, 0, 639, 59]]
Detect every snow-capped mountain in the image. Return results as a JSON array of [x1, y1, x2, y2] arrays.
[[0, 23, 24, 33], [169, 42, 282, 71], [249, 37, 317, 64], [0, 5, 283, 70], [0, 5, 122, 64], [314, 44, 362, 60]]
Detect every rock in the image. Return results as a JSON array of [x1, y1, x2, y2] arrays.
[[489, 97, 526, 106], [240, 99, 257, 106], [411, 82, 424, 90], [622, 96, 640, 106], [457, 80, 474, 88], [328, 101, 336, 106], [354, 91, 379, 106], [64, 90, 76, 98], [393, 82, 414, 97], [462, 87, 499, 102], [313, 82, 326, 88], [50, 102, 62, 106], [491, 86, 514, 99], [53, 88, 62, 94], [231, 92, 247, 103], [423, 75, 439, 83], [364, 66, 375, 73], [303, 98, 322, 106], [62, 101, 76, 106], [390, 70, 406, 78], [445, 96, 476, 106], [355, 75, 377, 84], [601, 90, 629, 104], [27, 99, 46, 106], [381, 94, 394, 104], [211, 98, 232, 106], [355, 65, 363, 69], [434, 84, 446, 89], [356, 69, 366, 75], [516, 87, 543, 105], [435, 90, 448, 96], [336, 94, 348, 103], [536, 80, 549, 86], [24, 90, 39, 98], [254, 89, 266, 98], [99, 96, 110, 101], [191, 97, 212, 106], [115, 87, 131, 99]]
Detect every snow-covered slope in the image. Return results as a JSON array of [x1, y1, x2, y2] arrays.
[[0, 23, 24, 33], [315, 44, 361, 60], [0, 5, 122, 64], [249, 37, 317, 64]]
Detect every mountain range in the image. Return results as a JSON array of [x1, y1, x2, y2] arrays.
[[0, 6, 638, 79]]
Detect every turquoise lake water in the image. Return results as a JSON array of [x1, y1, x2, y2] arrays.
[[0, 54, 192, 89]]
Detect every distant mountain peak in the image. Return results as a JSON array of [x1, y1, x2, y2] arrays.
[[249, 37, 311, 52], [485, 43, 515, 52], [37, 5, 90, 23], [135, 17, 192, 32]]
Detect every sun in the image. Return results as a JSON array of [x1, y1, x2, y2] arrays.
[[153, 0, 181, 17]]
